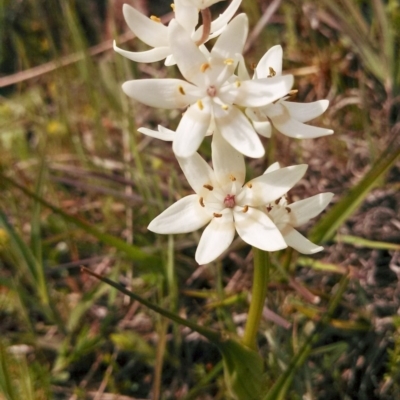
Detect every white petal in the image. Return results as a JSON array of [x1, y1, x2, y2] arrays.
[[210, 0, 242, 33], [122, 79, 196, 109], [211, 130, 246, 187], [164, 54, 176, 66], [245, 108, 272, 138], [177, 153, 217, 194], [173, 103, 212, 157], [267, 103, 334, 138], [282, 99, 330, 123], [221, 75, 294, 107], [181, 0, 225, 9], [255, 45, 283, 78], [138, 125, 175, 141], [264, 162, 281, 174], [245, 107, 264, 122], [237, 54, 251, 81], [168, 19, 208, 86], [290, 193, 334, 227], [195, 214, 235, 264], [174, 0, 199, 34], [211, 13, 248, 61], [123, 4, 168, 47], [252, 120, 272, 138], [113, 42, 171, 63], [234, 208, 287, 251], [148, 195, 210, 234], [215, 106, 265, 158], [240, 165, 307, 206], [283, 228, 323, 254]]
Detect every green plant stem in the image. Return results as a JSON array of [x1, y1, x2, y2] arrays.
[[242, 248, 270, 350]]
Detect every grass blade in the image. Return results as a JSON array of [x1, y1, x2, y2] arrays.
[[1, 173, 162, 270], [310, 138, 400, 243]]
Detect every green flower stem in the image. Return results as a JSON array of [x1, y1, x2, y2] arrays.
[[242, 248, 270, 350]]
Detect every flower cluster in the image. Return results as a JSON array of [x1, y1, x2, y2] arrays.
[[115, 1, 334, 264]]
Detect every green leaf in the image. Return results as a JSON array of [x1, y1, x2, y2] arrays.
[[0, 174, 162, 271], [310, 138, 400, 243], [335, 234, 400, 251], [111, 331, 155, 360], [82, 267, 264, 400], [81, 267, 222, 343], [219, 339, 264, 400]]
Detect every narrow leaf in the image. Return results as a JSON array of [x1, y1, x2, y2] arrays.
[[310, 139, 400, 243], [1, 174, 162, 270]]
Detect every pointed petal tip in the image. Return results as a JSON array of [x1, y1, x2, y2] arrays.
[[122, 3, 132, 13], [272, 44, 283, 52], [319, 99, 330, 111], [147, 220, 159, 234], [234, 12, 249, 23], [293, 163, 308, 176], [325, 192, 335, 201], [195, 253, 210, 265], [308, 245, 324, 254], [121, 81, 131, 94]]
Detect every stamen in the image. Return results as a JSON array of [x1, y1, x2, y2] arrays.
[[203, 184, 213, 190], [150, 15, 161, 23], [285, 207, 291, 213], [247, 183, 253, 189], [268, 67, 276, 77], [235, 80, 241, 87], [178, 86, 186, 95], [224, 58, 234, 65], [213, 213, 222, 218], [170, 3, 175, 11], [229, 175, 236, 181], [221, 104, 229, 110], [200, 63, 210, 73], [199, 197, 205, 207], [288, 89, 298, 97], [242, 205, 249, 213], [266, 205, 273, 212], [197, 100, 204, 110], [275, 197, 281, 205], [251, 62, 257, 70]]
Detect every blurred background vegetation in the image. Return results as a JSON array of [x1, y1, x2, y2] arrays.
[[0, 0, 399, 399]]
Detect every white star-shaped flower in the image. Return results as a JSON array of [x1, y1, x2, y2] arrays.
[[245, 45, 334, 139], [262, 162, 334, 254], [114, 0, 241, 65], [123, 15, 294, 158], [148, 133, 308, 264]]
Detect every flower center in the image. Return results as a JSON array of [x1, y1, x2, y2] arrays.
[[224, 194, 235, 208], [266, 196, 294, 224], [207, 85, 217, 97]]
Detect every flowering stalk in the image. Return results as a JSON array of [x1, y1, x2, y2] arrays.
[[113, 1, 335, 396], [242, 248, 270, 350], [195, 8, 211, 46]]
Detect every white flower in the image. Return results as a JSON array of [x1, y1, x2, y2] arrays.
[[123, 15, 294, 158], [113, 0, 242, 65], [245, 45, 334, 139], [262, 162, 334, 254], [148, 133, 308, 264]]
